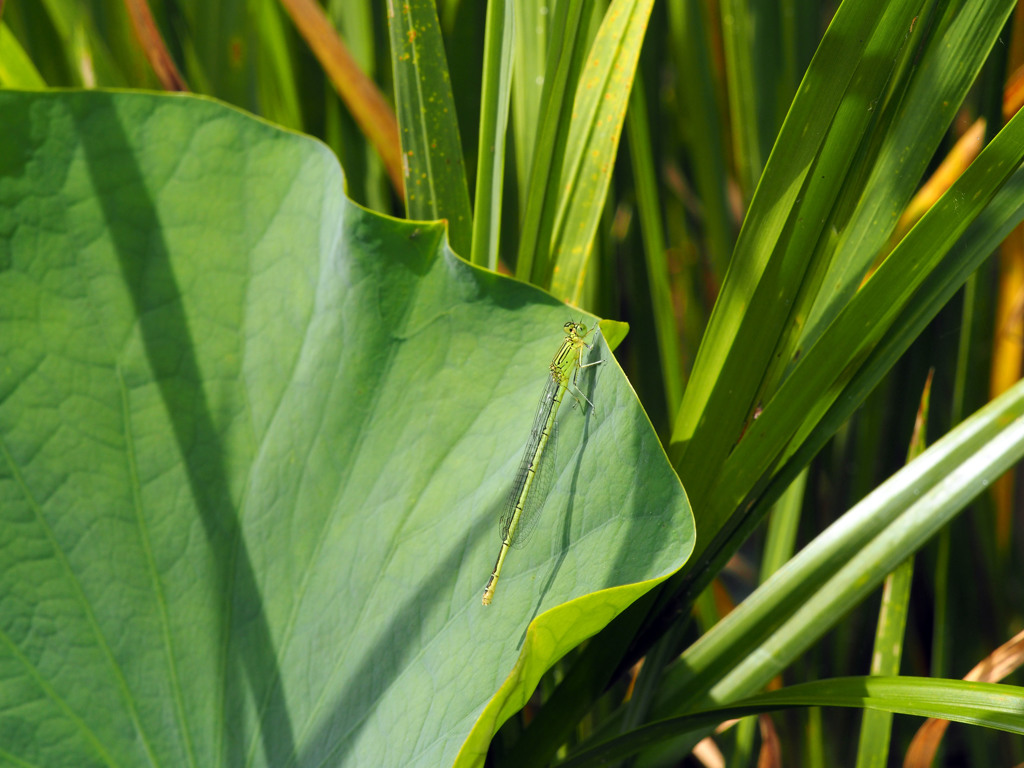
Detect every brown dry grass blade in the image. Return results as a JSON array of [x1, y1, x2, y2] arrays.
[[279, 0, 403, 195], [904, 628, 1024, 767], [123, 0, 188, 91]]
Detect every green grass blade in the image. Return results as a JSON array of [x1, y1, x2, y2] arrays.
[[470, 0, 514, 270], [667, 0, 734, 276], [40, 0, 128, 86], [791, 168, 1024, 502], [514, 0, 593, 283], [184, 0, 251, 103], [655, 377, 1024, 719], [0, 22, 46, 87], [327, 0, 392, 211], [387, 0, 472, 256], [701, 99, 1024, 543], [853, 560, 914, 768], [251, 0, 302, 130], [546, 0, 654, 303], [679, 163, 1024, 629], [626, 70, 682, 419], [672, 2, 1011, 509], [854, 374, 930, 768], [720, 0, 779, 198], [509, 0, 547, 206], [750, 0, 940, 403], [670, 0, 922, 506], [798, 0, 1016, 362], [558, 678, 1024, 767], [760, 469, 805, 580]]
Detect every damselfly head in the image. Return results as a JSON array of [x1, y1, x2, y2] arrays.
[[564, 319, 588, 338]]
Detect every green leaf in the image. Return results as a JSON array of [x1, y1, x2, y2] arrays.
[[0, 90, 693, 768], [386, 0, 473, 257]]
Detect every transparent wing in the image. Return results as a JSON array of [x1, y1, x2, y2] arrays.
[[499, 375, 561, 548], [509, 418, 555, 548]]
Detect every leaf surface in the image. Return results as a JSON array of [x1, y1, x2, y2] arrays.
[[0, 91, 693, 768]]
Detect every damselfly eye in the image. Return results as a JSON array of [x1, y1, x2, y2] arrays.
[[563, 321, 576, 334]]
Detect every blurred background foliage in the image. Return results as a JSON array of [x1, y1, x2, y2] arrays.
[[5, 0, 1024, 764]]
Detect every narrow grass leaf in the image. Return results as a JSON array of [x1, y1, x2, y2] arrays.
[[470, 0, 514, 270], [704, 100, 1024, 542], [547, 0, 654, 303], [515, 0, 594, 283], [854, 372, 932, 768], [626, 72, 682, 419], [655, 378, 1024, 720], [0, 22, 46, 87], [670, 0, 920, 510], [387, 0, 472, 255], [558, 678, 1024, 768]]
